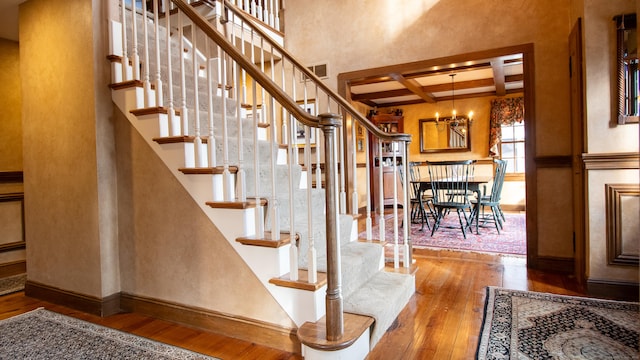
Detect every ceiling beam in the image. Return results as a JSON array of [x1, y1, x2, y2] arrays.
[[490, 59, 506, 96], [350, 78, 496, 101], [371, 88, 524, 108], [389, 73, 436, 103]]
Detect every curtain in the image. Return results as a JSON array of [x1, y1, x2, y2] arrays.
[[489, 96, 525, 156]]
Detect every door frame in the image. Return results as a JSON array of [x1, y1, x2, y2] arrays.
[[337, 44, 538, 265]]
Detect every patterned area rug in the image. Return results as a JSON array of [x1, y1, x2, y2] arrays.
[[477, 287, 639, 360], [0, 273, 26, 296], [360, 212, 526, 255], [0, 308, 218, 359]]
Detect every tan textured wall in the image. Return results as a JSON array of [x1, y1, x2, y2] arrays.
[[20, 0, 110, 297], [114, 109, 294, 327], [0, 39, 22, 171], [286, 0, 574, 258], [584, 0, 639, 153], [583, 0, 639, 282], [20, 0, 293, 326], [285, 0, 572, 156]]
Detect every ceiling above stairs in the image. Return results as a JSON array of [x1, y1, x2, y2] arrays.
[[349, 53, 524, 108]]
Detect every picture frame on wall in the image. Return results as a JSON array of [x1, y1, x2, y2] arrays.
[[295, 100, 316, 147]]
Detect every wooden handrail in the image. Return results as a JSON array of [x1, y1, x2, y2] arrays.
[[219, 0, 411, 144], [171, 0, 321, 128]]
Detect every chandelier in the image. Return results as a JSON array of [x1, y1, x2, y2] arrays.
[[435, 73, 473, 128]]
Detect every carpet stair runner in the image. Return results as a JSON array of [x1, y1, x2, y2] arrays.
[[110, 2, 414, 354]]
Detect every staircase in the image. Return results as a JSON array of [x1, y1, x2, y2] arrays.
[[107, 1, 415, 358]]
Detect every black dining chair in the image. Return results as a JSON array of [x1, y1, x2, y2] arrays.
[[471, 159, 508, 233], [427, 160, 474, 238], [399, 162, 432, 230]]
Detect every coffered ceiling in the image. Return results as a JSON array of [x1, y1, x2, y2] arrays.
[[348, 53, 524, 108]]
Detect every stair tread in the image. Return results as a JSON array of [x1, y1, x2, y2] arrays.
[[236, 231, 293, 248], [269, 270, 327, 291], [206, 198, 267, 209]]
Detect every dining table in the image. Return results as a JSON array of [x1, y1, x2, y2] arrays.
[[411, 175, 493, 233]]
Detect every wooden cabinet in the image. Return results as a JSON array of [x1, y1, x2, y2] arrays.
[[368, 114, 404, 211]]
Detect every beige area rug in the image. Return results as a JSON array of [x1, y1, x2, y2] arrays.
[[477, 287, 639, 359], [0, 273, 26, 296], [0, 308, 219, 359]]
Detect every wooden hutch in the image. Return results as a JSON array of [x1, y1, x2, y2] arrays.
[[367, 113, 405, 211]]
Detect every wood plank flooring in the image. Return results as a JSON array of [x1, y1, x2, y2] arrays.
[[0, 212, 588, 359]]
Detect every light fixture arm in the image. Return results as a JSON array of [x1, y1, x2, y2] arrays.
[[450, 73, 456, 120]]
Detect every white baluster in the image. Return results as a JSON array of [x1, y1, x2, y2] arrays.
[[378, 139, 385, 242], [305, 119, 317, 284], [392, 146, 399, 268], [178, 10, 189, 136], [269, 0, 275, 27], [351, 117, 359, 215], [235, 60, 246, 201], [288, 117, 297, 281], [402, 144, 410, 268], [365, 132, 372, 240], [193, 27, 205, 168], [131, 0, 140, 81], [274, 0, 280, 31], [221, 50, 233, 201], [142, 0, 152, 107], [153, 0, 163, 107], [165, 0, 179, 136], [269, 95, 280, 241], [120, 0, 129, 81], [206, 41, 217, 168]]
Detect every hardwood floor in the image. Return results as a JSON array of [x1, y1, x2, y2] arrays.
[[0, 250, 585, 360], [0, 213, 587, 359]]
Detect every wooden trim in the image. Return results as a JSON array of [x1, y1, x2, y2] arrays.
[[587, 278, 639, 302], [120, 292, 300, 354], [153, 135, 196, 144], [0, 241, 25, 252], [236, 231, 292, 248], [0, 171, 23, 183], [269, 270, 327, 291], [0, 260, 26, 277], [529, 256, 574, 273], [337, 43, 541, 270], [130, 107, 170, 116], [501, 204, 525, 212], [504, 173, 525, 181], [583, 152, 640, 170], [0, 192, 24, 202], [0, 192, 25, 251], [534, 155, 572, 168], [298, 312, 373, 351], [179, 166, 238, 175], [109, 80, 143, 90], [605, 184, 640, 266], [206, 198, 268, 209], [25, 281, 121, 317]]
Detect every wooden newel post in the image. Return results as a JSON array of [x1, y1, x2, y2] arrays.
[[319, 113, 344, 341]]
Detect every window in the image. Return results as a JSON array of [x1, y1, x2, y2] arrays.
[[499, 121, 525, 174], [301, 63, 329, 82]]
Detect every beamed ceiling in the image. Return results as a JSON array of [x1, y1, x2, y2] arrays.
[[348, 53, 524, 108]]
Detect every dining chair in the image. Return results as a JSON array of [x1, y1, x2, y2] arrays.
[[399, 162, 432, 230], [427, 160, 474, 238], [471, 159, 508, 233]]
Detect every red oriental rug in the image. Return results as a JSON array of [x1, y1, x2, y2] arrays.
[[360, 212, 526, 256]]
